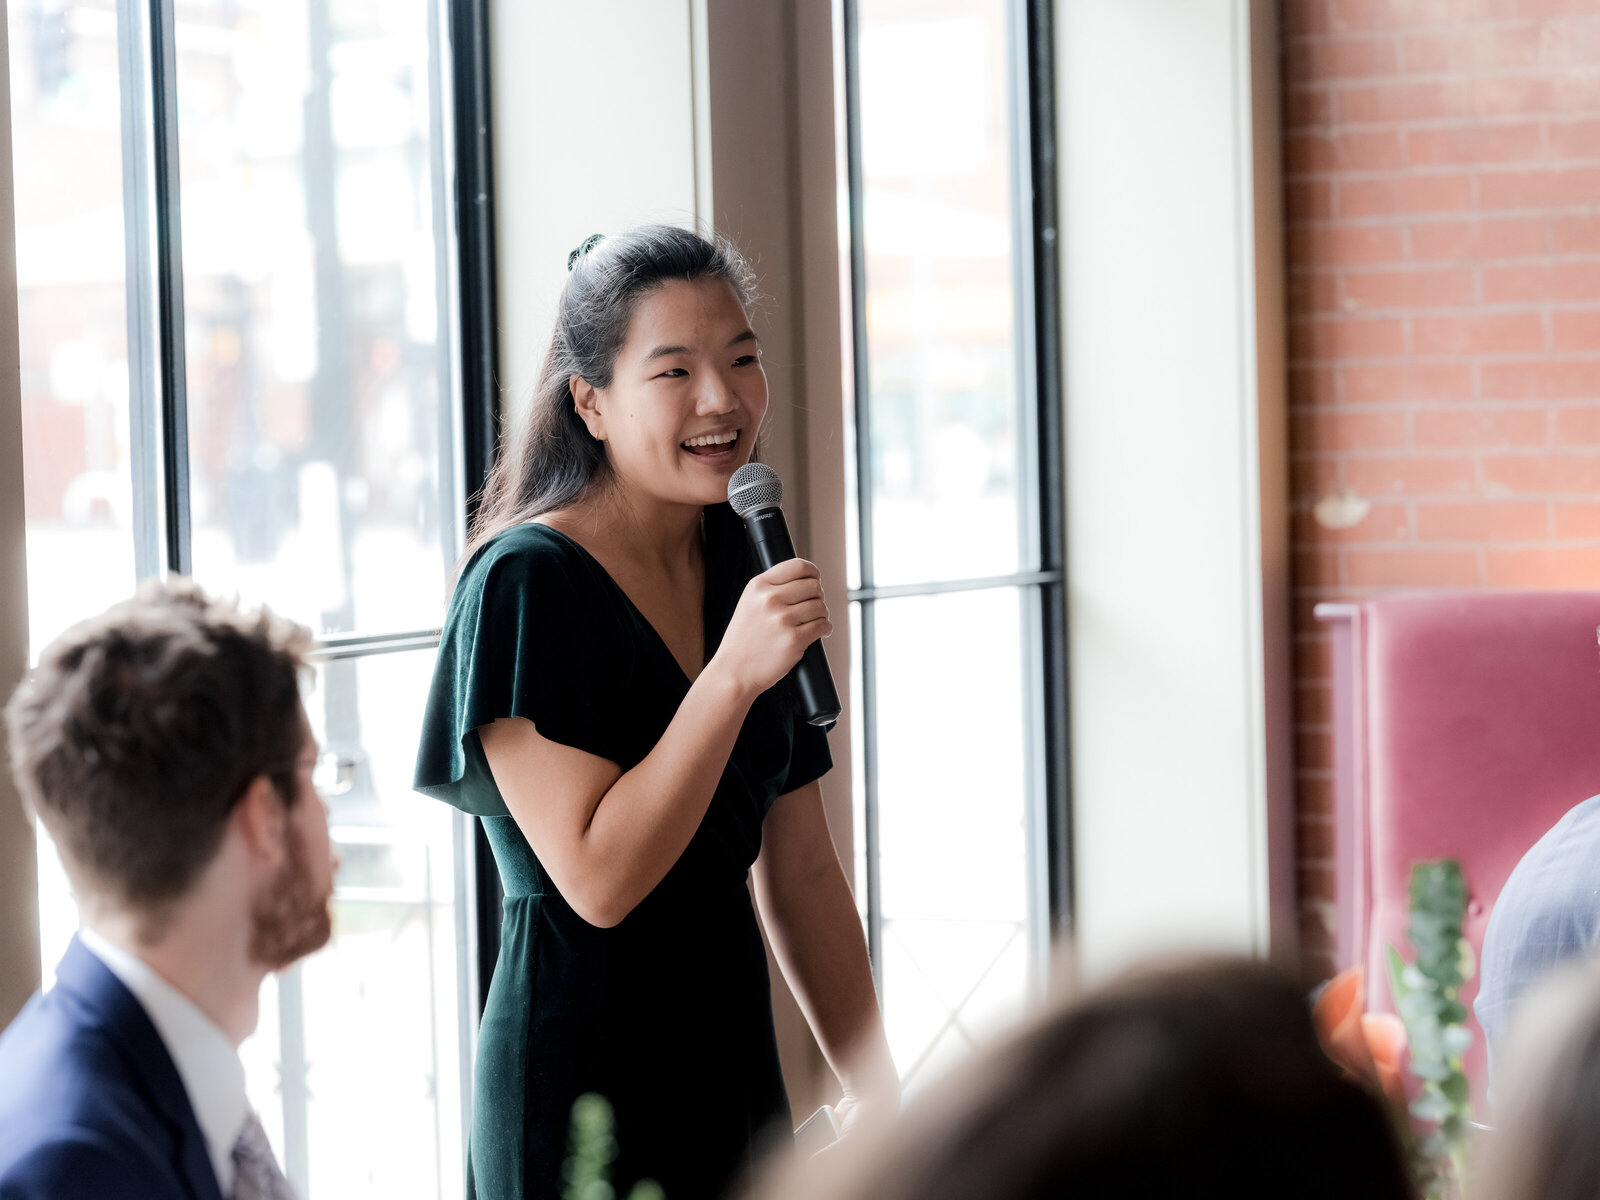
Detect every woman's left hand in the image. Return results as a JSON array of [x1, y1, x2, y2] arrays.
[[804, 1084, 898, 1164], [833, 1076, 899, 1140], [833, 1090, 866, 1139]]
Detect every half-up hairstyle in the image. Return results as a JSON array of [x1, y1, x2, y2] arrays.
[[462, 224, 758, 566]]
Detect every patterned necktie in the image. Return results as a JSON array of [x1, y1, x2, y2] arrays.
[[231, 1109, 298, 1200]]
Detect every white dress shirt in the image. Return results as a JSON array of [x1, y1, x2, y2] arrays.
[[79, 927, 249, 1197]]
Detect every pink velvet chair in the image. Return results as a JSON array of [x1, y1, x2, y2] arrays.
[[1317, 591, 1600, 1114]]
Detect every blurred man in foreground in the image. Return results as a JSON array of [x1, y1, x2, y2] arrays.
[[0, 579, 334, 1199], [747, 957, 1414, 1200]]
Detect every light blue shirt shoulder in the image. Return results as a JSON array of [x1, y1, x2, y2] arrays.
[[1476, 792, 1600, 1101]]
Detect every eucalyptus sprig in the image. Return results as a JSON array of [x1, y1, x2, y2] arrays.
[[1386, 859, 1475, 1200], [563, 1093, 666, 1200]]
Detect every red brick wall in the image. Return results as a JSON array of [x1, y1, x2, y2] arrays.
[[1284, 0, 1600, 975]]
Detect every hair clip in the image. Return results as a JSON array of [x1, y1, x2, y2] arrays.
[[567, 233, 605, 271]]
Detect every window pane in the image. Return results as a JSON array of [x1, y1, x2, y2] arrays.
[[175, 0, 455, 635], [13, 7, 472, 1191], [9, 0, 137, 659], [244, 648, 467, 1200], [9, 0, 141, 987], [856, 0, 1023, 587], [867, 588, 1031, 1086]]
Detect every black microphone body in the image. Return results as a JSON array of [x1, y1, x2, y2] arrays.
[[728, 474, 841, 729]]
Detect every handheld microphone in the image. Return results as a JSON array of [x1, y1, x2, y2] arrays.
[[726, 462, 842, 728]]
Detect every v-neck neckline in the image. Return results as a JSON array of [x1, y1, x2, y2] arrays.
[[530, 521, 706, 686]]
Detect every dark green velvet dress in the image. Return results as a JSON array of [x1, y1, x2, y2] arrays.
[[414, 507, 831, 1200]]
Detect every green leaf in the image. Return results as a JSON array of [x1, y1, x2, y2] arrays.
[[1387, 945, 1414, 1003], [1411, 1093, 1451, 1123], [1392, 859, 1474, 1200], [565, 1094, 625, 1200]]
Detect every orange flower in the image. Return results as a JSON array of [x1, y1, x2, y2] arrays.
[[1313, 966, 1409, 1114], [1362, 1011, 1409, 1114]]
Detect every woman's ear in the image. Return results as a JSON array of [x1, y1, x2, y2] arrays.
[[570, 375, 605, 441]]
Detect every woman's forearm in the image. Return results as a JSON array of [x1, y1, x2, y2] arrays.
[[483, 658, 759, 926], [488, 557, 832, 927], [576, 660, 759, 911], [758, 853, 897, 1101]]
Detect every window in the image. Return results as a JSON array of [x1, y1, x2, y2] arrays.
[[8, 1, 495, 1194], [841, 0, 1068, 1089]]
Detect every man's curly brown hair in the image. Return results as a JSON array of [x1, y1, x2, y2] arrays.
[[5, 578, 312, 926]]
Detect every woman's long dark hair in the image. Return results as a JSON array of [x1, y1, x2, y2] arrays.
[[462, 224, 758, 567]]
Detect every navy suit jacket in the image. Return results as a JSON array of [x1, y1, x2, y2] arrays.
[[0, 936, 225, 1200]]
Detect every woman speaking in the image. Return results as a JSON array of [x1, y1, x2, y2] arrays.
[[415, 226, 894, 1198]]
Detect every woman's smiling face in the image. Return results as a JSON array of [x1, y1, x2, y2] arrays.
[[571, 276, 767, 509]]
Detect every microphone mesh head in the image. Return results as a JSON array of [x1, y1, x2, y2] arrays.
[[727, 462, 783, 516]]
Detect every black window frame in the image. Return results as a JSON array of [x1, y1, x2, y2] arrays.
[[118, 0, 496, 634], [103, 0, 501, 1189], [839, 0, 1072, 1005], [448, 0, 506, 1022]]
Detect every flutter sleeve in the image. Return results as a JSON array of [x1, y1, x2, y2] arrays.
[[413, 527, 627, 816], [776, 716, 833, 800]]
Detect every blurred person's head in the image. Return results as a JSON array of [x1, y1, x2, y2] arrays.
[[464, 223, 762, 561], [754, 957, 1415, 1200], [1476, 954, 1600, 1200], [5, 577, 332, 971]]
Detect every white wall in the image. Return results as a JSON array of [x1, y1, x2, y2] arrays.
[[1057, 0, 1294, 977], [490, 0, 708, 422]]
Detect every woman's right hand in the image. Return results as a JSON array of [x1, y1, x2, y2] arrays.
[[713, 558, 832, 698]]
